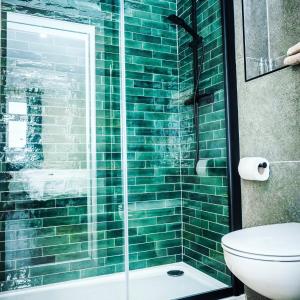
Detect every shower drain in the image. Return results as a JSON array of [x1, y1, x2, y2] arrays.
[[167, 270, 184, 277]]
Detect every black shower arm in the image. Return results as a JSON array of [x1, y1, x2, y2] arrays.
[[167, 15, 202, 43], [180, 22, 202, 42]]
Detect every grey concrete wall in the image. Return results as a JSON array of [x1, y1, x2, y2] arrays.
[[234, 0, 300, 298]]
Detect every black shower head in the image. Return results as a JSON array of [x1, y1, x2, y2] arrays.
[[167, 14, 202, 42]]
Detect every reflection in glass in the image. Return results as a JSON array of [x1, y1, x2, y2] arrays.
[[243, 0, 299, 80], [1, 13, 97, 290]]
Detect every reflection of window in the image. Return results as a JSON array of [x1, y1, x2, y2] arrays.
[[8, 121, 27, 148], [8, 102, 27, 115], [8, 102, 27, 149]]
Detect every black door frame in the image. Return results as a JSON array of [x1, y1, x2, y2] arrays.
[[179, 0, 244, 298]]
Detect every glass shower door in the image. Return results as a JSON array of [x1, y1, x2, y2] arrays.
[[0, 9, 126, 296]]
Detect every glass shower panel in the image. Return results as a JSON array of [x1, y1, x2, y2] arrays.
[[125, 0, 182, 289], [118, 0, 185, 297], [0, 2, 125, 293]]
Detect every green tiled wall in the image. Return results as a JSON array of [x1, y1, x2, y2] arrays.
[[178, 0, 231, 285], [0, 0, 231, 292]]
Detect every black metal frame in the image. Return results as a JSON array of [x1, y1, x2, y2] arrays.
[[222, 0, 244, 295], [179, 0, 244, 298], [241, 0, 288, 82]]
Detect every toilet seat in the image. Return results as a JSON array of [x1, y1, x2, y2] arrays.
[[222, 243, 300, 262], [221, 222, 300, 262]]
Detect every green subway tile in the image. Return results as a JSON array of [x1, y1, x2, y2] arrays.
[[43, 216, 80, 227], [168, 246, 181, 256], [194, 184, 216, 195], [35, 236, 69, 247], [200, 176, 223, 186], [98, 246, 124, 258], [195, 236, 216, 250], [209, 249, 226, 264], [189, 241, 210, 256], [203, 229, 223, 242], [202, 203, 224, 214], [202, 256, 226, 273], [138, 250, 160, 260], [132, 56, 162, 66], [43, 271, 80, 285], [217, 214, 229, 225], [81, 266, 116, 278], [106, 255, 124, 265], [157, 215, 181, 224], [216, 186, 228, 195], [156, 238, 181, 249], [209, 222, 229, 235], [145, 184, 175, 192], [128, 193, 156, 202], [129, 242, 155, 253], [146, 231, 176, 242], [135, 200, 165, 210], [43, 244, 81, 256], [30, 264, 69, 277], [138, 224, 166, 235], [147, 256, 176, 267], [70, 259, 99, 271], [129, 261, 147, 270], [129, 217, 157, 227], [146, 208, 176, 217], [129, 235, 147, 244], [184, 247, 203, 262]]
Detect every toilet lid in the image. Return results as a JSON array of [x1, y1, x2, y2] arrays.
[[222, 223, 300, 257]]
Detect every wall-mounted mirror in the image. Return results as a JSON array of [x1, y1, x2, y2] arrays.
[[242, 0, 300, 81]]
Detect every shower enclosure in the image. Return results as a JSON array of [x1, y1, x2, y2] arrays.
[[0, 0, 242, 299]]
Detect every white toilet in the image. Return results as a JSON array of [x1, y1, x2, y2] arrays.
[[222, 223, 300, 300]]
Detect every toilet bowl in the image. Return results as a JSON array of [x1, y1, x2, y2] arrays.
[[222, 223, 300, 300]]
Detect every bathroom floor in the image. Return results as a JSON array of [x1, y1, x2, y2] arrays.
[[0, 263, 227, 300]]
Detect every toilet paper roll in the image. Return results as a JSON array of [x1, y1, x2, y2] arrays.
[[238, 157, 270, 181]]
